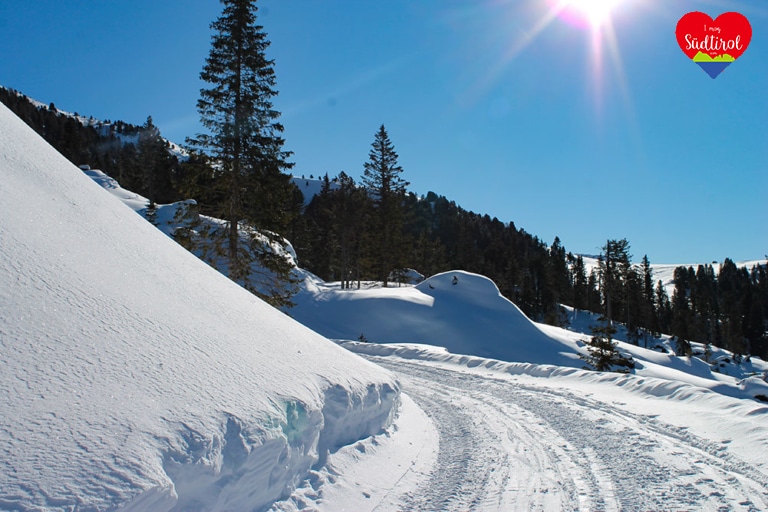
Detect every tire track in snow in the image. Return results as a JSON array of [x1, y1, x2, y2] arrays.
[[383, 363, 592, 511], [373, 358, 768, 511]]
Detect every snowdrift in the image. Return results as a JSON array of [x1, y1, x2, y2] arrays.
[[0, 102, 398, 510], [292, 270, 580, 367], [292, 271, 768, 402]]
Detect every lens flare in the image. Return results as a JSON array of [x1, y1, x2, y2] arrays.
[[551, 0, 625, 29]]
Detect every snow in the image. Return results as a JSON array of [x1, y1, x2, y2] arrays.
[[291, 272, 768, 402], [293, 271, 582, 368], [322, 347, 768, 510], [4, 93, 768, 510], [0, 102, 399, 510]]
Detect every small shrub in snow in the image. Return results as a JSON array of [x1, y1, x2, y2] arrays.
[[581, 322, 635, 373]]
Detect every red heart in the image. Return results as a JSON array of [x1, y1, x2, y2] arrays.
[[676, 12, 752, 61]]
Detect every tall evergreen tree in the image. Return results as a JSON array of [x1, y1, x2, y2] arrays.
[[640, 255, 655, 325], [598, 238, 631, 325], [671, 266, 693, 341], [362, 125, 409, 287], [718, 259, 747, 355], [333, 172, 368, 289], [137, 116, 178, 209], [572, 255, 589, 311], [188, 0, 296, 305], [654, 279, 672, 336]]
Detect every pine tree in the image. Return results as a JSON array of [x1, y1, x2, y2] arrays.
[[137, 116, 177, 209], [361, 125, 409, 287], [598, 238, 631, 325], [640, 255, 655, 328], [671, 266, 693, 342], [581, 320, 635, 373], [572, 255, 589, 310], [654, 279, 672, 336], [333, 172, 368, 289], [718, 259, 747, 355], [188, 0, 296, 306], [549, 237, 571, 306]]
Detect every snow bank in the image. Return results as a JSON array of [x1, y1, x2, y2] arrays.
[[292, 268, 768, 402], [0, 102, 398, 511], [292, 271, 580, 367]]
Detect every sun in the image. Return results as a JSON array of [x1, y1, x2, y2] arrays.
[[558, 0, 625, 29]]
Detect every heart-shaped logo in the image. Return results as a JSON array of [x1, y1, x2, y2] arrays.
[[676, 12, 752, 79]]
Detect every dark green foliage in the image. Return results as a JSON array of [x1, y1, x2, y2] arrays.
[[186, 0, 298, 304], [295, 172, 370, 288], [296, 180, 575, 321], [0, 87, 182, 205], [361, 125, 410, 287], [665, 258, 768, 359], [571, 255, 589, 310], [138, 116, 179, 208], [654, 280, 672, 336], [582, 321, 635, 373], [675, 336, 693, 357], [598, 238, 632, 325]]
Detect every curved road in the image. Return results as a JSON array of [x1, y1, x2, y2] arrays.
[[370, 357, 768, 512]]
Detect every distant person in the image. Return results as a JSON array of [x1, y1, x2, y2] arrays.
[[452, 275, 458, 286]]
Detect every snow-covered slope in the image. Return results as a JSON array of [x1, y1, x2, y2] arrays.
[[0, 102, 399, 510], [291, 273, 768, 402], [293, 271, 581, 367], [76, 165, 768, 403]]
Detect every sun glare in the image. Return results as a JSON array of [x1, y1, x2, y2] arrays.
[[559, 0, 624, 29], [463, 0, 636, 118]]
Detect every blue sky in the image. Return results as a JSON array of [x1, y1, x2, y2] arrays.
[[1, 0, 765, 264]]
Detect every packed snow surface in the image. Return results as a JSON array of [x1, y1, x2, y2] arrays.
[[337, 347, 768, 511], [6, 94, 768, 511], [0, 102, 399, 510]]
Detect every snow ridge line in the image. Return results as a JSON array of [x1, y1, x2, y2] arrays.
[[338, 341, 768, 408]]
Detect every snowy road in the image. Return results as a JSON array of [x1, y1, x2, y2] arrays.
[[372, 358, 768, 512]]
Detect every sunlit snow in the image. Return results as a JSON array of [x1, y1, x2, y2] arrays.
[[3, 101, 768, 511]]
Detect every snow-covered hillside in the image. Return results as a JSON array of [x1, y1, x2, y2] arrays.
[[76, 165, 768, 404], [20, 91, 767, 509], [0, 102, 400, 510], [290, 274, 768, 402], [580, 255, 765, 297]]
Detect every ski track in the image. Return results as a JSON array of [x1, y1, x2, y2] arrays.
[[370, 357, 768, 512]]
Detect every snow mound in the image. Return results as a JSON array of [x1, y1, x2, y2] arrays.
[[292, 270, 579, 366], [0, 102, 398, 510]]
